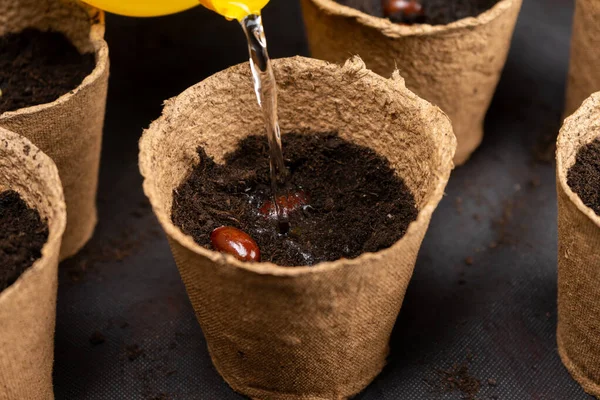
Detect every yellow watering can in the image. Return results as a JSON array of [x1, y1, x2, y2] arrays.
[[81, 0, 269, 20]]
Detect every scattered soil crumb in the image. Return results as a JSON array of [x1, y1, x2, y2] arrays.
[[455, 197, 464, 214], [437, 362, 481, 400], [487, 378, 497, 387], [63, 198, 163, 283], [465, 256, 474, 266], [89, 331, 106, 346], [528, 176, 541, 188], [458, 276, 467, 285], [126, 344, 144, 361], [492, 199, 516, 247], [426, 358, 483, 399], [64, 228, 141, 282]]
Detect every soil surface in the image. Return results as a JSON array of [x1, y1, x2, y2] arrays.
[[0, 190, 49, 292], [0, 29, 95, 114], [567, 138, 600, 216], [172, 133, 418, 266], [337, 0, 500, 25]]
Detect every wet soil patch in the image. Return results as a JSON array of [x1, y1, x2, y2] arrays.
[[172, 133, 419, 266]]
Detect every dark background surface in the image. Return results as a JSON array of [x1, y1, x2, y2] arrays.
[[52, 0, 593, 398]]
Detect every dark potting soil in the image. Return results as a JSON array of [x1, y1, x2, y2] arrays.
[[0, 29, 95, 114], [567, 138, 600, 216], [0, 190, 49, 292], [172, 133, 419, 267], [337, 0, 500, 25]]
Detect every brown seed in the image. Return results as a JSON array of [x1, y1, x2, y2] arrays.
[[382, 0, 424, 22], [259, 191, 309, 218], [210, 226, 261, 262]]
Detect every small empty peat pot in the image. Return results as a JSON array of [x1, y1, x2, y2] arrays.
[[0, 0, 109, 260], [139, 56, 455, 400], [564, 0, 600, 117], [300, 0, 522, 165], [0, 127, 66, 400], [556, 92, 600, 398]]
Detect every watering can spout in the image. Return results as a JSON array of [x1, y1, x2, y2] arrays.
[[81, 0, 270, 20]]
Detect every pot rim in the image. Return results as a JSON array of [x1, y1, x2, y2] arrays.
[[140, 56, 456, 277], [556, 92, 600, 229], [0, 127, 67, 301], [0, 4, 109, 120], [303, 0, 518, 38]]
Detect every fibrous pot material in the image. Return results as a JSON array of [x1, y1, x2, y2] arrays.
[[564, 0, 600, 117], [300, 0, 522, 165], [140, 56, 455, 399], [556, 92, 600, 398], [0, 127, 66, 400], [0, 0, 109, 260]]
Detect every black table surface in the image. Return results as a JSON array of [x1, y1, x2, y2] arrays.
[[53, 0, 593, 398]]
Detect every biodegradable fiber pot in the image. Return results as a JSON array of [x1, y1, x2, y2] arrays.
[[0, 0, 109, 260], [300, 0, 521, 165], [564, 0, 600, 117], [556, 92, 600, 398], [0, 127, 66, 400], [140, 56, 455, 400]]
